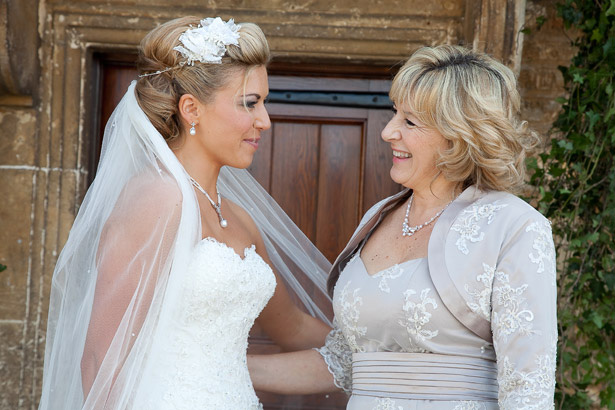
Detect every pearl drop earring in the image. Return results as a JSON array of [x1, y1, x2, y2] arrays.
[[190, 122, 196, 136]]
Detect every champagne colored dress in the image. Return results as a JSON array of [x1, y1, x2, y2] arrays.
[[318, 187, 557, 410]]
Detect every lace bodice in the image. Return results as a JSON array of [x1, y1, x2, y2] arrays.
[[133, 238, 276, 410]]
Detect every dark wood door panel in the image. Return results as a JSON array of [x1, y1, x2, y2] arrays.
[[270, 122, 321, 241], [254, 116, 366, 262], [316, 123, 363, 262], [248, 126, 273, 190], [268, 75, 390, 93], [363, 109, 400, 212]]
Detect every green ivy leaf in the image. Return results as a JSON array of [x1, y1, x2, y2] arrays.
[[556, 96, 569, 104], [536, 15, 547, 30], [590, 311, 604, 328], [584, 18, 597, 30], [604, 36, 615, 58], [586, 111, 601, 130], [557, 139, 574, 151], [573, 72, 585, 84]]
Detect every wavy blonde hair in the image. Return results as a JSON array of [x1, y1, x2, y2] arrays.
[[390, 45, 539, 194], [135, 17, 270, 142]]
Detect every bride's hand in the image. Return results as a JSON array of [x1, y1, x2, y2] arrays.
[[248, 349, 338, 394]]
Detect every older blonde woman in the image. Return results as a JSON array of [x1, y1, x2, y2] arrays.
[[249, 45, 557, 410]]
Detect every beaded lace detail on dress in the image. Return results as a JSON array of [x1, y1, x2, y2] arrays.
[[315, 320, 353, 393], [133, 238, 276, 410]]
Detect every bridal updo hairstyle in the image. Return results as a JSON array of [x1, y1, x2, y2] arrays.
[[390, 45, 539, 194], [135, 17, 270, 142]]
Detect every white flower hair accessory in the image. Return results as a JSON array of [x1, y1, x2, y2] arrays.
[[139, 17, 241, 78], [174, 17, 241, 64]]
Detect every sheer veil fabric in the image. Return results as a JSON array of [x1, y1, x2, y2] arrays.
[[38, 81, 332, 409]]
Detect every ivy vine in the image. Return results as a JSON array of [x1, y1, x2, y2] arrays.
[[527, 0, 615, 408]]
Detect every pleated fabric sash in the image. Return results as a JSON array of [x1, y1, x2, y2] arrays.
[[352, 352, 498, 402]]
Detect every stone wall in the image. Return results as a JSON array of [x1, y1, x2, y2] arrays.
[[0, 0, 576, 408], [520, 0, 577, 138], [0, 106, 40, 410]]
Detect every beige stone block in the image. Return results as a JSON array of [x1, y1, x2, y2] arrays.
[[519, 66, 565, 94], [59, 0, 464, 17], [0, 108, 37, 166], [521, 39, 576, 64], [27, 172, 53, 410], [13, 321, 39, 410], [271, 36, 437, 59], [0, 321, 25, 410], [47, 30, 69, 170], [0, 170, 34, 320], [60, 47, 85, 172], [266, 22, 454, 42], [58, 170, 80, 248], [522, 98, 563, 137], [29, 170, 53, 292], [36, 169, 63, 292]]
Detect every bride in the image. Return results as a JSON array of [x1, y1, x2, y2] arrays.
[[38, 16, 332, 409]]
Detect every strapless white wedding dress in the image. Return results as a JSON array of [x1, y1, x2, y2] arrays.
[[132, 237, 276, 409]]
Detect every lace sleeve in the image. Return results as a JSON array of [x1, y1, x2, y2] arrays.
[[491, 214, 557, 409], [314, 321, 352, 394]]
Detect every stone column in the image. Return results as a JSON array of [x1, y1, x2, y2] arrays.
[[0, 1, 41, 408], [0, 0, 40, 105], [464, 0, 527, 74]]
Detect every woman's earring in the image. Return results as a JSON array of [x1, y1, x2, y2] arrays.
[[189, 122, 196, 136]]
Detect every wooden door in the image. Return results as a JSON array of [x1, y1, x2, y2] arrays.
[[92, 56, 400, 409], [248, 81, 399, 261]]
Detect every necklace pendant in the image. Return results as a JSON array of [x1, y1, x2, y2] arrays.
[[189, 176, 229, 229], [402, 224, 417, 237], [401, 192, 457, 238]]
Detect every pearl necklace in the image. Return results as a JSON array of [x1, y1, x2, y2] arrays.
[[189, 176, 228, 228], [401, 193, 454, 237]]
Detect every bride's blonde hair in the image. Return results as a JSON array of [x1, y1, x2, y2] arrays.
[[390, 45, 539, 193], [135, 17, 270, 142]]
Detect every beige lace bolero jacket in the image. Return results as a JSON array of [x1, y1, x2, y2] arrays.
[[322, 186, 558, 409]]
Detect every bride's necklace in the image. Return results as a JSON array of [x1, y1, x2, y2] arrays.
[[401, 193, 454, 237], [189, 176, 228, 228]]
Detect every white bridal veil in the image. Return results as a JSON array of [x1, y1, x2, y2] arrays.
[[38, 81, 332, 409]]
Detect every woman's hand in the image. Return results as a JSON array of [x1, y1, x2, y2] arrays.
[[248, 349, 338, 394]]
